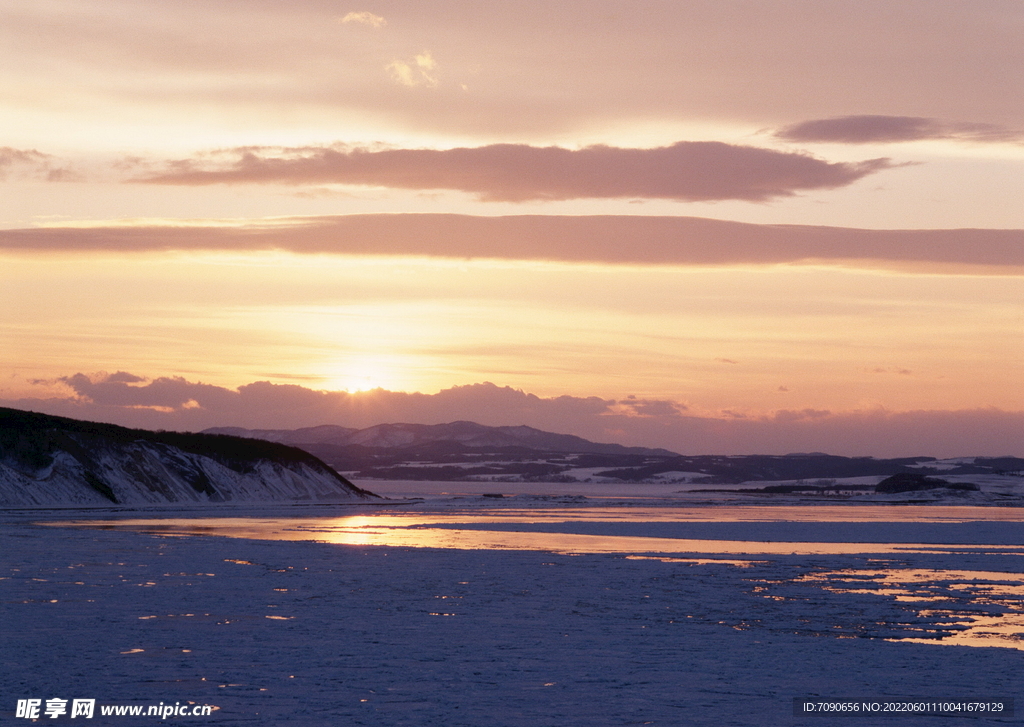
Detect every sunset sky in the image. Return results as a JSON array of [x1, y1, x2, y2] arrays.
[[1, 0, 1022, 456]]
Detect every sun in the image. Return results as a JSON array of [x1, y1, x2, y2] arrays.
[[323, 359, 394, 393], [342, 374, 383, 393]]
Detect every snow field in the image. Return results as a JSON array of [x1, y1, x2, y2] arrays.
[[3, 511, 1023, 726]]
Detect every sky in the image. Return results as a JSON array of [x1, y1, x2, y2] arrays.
[[1, 0, 1022, 456]]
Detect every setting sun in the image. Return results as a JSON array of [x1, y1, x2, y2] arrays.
[[324, 359, 397, 393]]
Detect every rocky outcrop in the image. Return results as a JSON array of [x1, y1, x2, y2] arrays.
[[0, 408, 378, 507]]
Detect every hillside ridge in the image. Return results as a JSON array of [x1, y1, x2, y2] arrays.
[[0, 407, 377, 506]]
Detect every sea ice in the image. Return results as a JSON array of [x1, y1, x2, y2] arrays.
[[2, 499, 1021, 726]]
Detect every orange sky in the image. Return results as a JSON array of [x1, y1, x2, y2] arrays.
[[1, 1, 1022, 455]]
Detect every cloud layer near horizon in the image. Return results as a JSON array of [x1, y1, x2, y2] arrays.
[[136, 142, 891, 202], [4, 214, 1023, 271], [6, 374, 1021, 458]]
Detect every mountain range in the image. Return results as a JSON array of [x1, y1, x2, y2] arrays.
[[206, 421, 676, 455], [204, 421, 1024, 484]]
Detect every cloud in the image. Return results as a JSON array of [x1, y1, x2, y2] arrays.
[[3, 214, 1023, 273], [103, 371, 147, 384], [776, 116, 1024, 145], [386, 51, 438, 87], [610, 396, 688, 419], [54, 372, 237, 410], [870, 367, 913, 376], [7, 374, 1022, 458], [34, 375, 615, 435], [0, 147, 74, 181], [135, 142, 892, 202], [770, 408, 831, 423], [0, 147, 48, 171], [386, 60, 416, 86], [339, 12, 386, 29]]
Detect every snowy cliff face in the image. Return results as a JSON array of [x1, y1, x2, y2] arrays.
[[0, 408, 378, 507]]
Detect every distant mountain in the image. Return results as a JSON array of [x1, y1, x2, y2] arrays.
[[205, 421, 678, 455], [0, 407, 378, 507], [203, 421, 1024, 484]]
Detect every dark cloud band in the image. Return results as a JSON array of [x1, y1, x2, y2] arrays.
[[776, 116, 1023, 144], [3, 214, 1023, 270], [136, 142, 892, 202]]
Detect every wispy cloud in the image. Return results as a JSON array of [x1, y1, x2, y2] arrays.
[[0, 147, 76, 182], [339, 11, 387, 29], [135, 142, 892, 202], [386, 51, 438, 87], [610, 396, 688, 419], [776, 116, 1024, 144]]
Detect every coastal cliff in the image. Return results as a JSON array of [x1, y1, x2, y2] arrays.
[[0, 407, 378, 506]]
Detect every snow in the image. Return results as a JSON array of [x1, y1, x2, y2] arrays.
[[3, 491, 1023, 725], [0, 441, 372, 507]]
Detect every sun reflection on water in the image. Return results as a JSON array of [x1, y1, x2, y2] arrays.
[[796, 568, 1024, 650], [51, 515, 1024, 557]]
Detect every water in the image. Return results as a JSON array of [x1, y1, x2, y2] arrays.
[[53, 512, 1024, 555], [41, 501, 1024, 651]]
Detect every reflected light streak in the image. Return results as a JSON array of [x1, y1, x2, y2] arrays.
[[799, 568, 1024, 650], [49, 516, 1024, 557]]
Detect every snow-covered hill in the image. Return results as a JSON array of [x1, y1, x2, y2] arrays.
[[0, 408, 378, 507]]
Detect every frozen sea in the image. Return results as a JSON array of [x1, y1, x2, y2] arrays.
[[2, 480, 1022, 725]]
